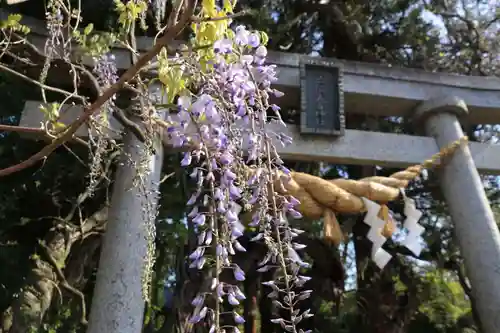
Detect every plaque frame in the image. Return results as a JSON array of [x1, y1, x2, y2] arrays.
[[299, 56, 345, 136]]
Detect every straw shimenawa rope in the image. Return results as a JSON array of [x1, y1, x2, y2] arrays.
[[244, 136, 468, 247]]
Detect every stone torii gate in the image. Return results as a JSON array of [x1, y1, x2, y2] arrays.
[[10, 11, 500, 333]]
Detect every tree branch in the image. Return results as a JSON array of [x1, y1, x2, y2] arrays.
[[0, 123, 46, 134], [190, 10, 253, 23], [0, 0, 196, 177], [0, 62, 86, 101], [0, 123, 89, 146]]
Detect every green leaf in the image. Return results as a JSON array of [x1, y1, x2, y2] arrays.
[[84, 23, 94, 35]]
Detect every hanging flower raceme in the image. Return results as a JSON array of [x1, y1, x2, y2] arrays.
[[162, 23, 312, 333], [94, 53, 119, 89]]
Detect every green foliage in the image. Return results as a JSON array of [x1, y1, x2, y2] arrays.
[[73, 28, 118, 57], [39, 102, 67, 131], [418, 270, 471, 331], [0, 13, 30, 34], [114, 0, 149, 31]]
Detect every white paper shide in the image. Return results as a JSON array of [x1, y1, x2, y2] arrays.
[[361, 189, 424, 269]]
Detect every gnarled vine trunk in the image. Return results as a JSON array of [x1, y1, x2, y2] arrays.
[[2, 207, 107, 333]]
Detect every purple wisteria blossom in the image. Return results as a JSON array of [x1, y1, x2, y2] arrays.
[[167, 24, 312, 333]]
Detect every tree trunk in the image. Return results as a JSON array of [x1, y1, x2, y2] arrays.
[[2, 207, 107, 333]]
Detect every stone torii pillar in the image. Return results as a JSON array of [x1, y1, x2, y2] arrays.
[[414, 96, 500, 333], [87, 86, 165, 333]]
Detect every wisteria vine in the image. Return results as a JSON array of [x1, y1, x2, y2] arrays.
[[162, 23, 313, 332], [0, 0, 314, 331]]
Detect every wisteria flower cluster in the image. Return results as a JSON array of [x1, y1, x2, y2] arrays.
[[163, 25, 313, 333], [5, 0, 314, 329]]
